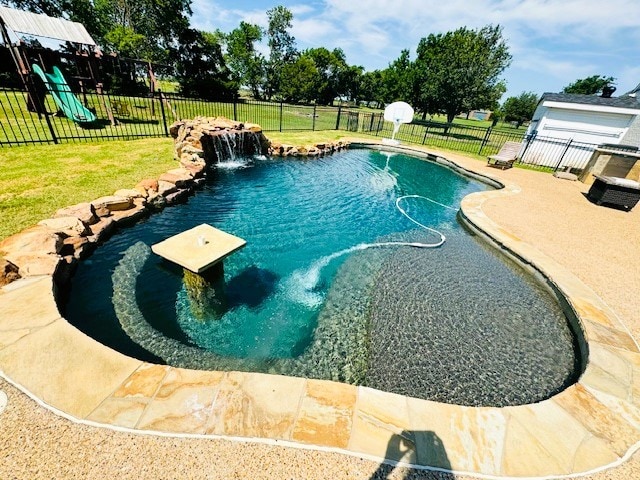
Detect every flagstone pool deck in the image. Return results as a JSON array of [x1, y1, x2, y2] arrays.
[[1, 141, 639, 479]]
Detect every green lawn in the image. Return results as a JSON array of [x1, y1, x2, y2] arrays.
[[0, 138, 175, 240]]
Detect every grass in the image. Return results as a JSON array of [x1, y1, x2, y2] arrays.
[[0, 137, 175, 240]]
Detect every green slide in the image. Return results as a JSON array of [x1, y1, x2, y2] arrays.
[[31, 64, 97, 123]]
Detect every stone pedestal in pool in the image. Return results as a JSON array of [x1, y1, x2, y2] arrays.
[[151, 224, 246, 319]]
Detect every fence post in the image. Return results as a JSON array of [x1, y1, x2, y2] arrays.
[[335, 105, 342, 130], [233, 95, 238, 121], [28, 77, 58, 144], [519, 132, 536, 163], [478, 127, 492, 155], [422, 122, 430, 145], [158, 89, 169, 137], [279, 101, 283, 132], [555, 138, 573, 171], [312, 104, 317, 131]]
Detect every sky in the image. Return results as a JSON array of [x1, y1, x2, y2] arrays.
[[190, 0, 640, 101]]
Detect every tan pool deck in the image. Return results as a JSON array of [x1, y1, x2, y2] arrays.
[[1, 142, 640, 479]]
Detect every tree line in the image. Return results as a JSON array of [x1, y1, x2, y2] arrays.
[[2, 1, 616, 125]]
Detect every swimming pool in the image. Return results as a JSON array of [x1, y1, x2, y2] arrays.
[[64, 148, 580, 406]]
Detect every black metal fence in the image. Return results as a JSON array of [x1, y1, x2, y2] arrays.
[[0, 82, 341, 147], [340, 110, 526, 157], [517, 133, 598, 171]]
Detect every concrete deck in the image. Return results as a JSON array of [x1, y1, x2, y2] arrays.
[[1, 144, 639, 479]]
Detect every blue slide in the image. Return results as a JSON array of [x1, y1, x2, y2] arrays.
[[31, 64, 97, 123]]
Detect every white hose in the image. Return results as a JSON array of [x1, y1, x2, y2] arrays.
[[291, 194, 454, 302]]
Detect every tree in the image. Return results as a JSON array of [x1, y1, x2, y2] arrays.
[[303, 47, 351, 105], [341, 64, 364, 104], [96, 0, 192, 62], [175, 29, 237, 101], [502, 91, 539, 128], [224, 21, 264, 99], [264, 5, 297, 100], [381, 49, 415, 105], [103, 25, 146, 59], [279, 56, 319, 103], [413, 25, 511, 123], [562, 75, 616, 95], [359, 70, 385, 108]]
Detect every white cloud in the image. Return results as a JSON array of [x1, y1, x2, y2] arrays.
[[513, 49, 597, 81], [291, 18, 339, 46]]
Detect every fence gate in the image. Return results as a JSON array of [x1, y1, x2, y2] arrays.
[[346, 111, 359, 132]]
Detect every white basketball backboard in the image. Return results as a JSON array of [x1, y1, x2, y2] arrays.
[[384, 102, 414, 124]]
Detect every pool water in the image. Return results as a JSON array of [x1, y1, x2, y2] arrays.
[[65, 149, 580, 406]]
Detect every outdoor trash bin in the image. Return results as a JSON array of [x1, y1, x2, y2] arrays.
[[587, 175, 640, 211]]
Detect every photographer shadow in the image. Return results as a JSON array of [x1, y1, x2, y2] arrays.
[[369, 430, 455, 479]]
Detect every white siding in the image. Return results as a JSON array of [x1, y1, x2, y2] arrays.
[[537, 108, 632, 144]]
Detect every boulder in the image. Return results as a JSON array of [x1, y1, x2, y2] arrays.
[[38, 216, 90, 237], [147, 192, 167, 210], [181, 143, 204, 157], [94, 205, 112, 218], [169, 120, 185, 139], [158, 180, 178, 197], [159, 168, 194, 188], [88, 217, 116, 243], [180, 159, 207, 177], [210, 117, 238, 130], [0, 259, 21, 286], [55, 202, 98, 226], [61, 236, 95, 259], [0, 226, 63, 257], [243, 122, 262, 133], [136, 178, 159, 194], [111, 199, 148, 226], [92, 195, 133, 212], [114, 188, 144, 200], [165, 188, 191, 205], [5, 253, 61, 278]]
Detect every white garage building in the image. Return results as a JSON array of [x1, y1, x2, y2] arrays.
[[523, 92, 640, 170]]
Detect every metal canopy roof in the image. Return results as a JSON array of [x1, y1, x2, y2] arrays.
[[0, 6, 96, 46]]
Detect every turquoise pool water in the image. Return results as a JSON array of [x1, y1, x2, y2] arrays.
[[65, 149, 580, 406]]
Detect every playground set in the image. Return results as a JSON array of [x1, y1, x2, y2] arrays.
[[0, 6, 171, 128]]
